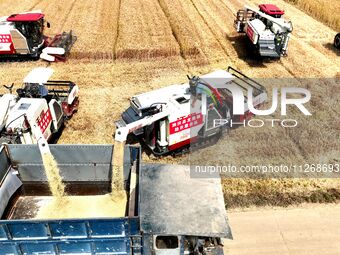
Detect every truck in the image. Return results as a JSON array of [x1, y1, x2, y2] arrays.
[[0, 144, 232, 254]]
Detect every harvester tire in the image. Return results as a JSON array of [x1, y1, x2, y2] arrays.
[[334, 33, 340, 49]]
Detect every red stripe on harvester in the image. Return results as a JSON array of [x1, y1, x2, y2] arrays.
[[37, 109, 52, 133], [169, 113, 203, 135]]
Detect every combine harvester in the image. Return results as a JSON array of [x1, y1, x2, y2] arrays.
[[0, 11, 76, 61], [0, 144, 232, 254], [0, 67, 79, 144], [115, 66, 267, 156], [234, 4, 293, 58]]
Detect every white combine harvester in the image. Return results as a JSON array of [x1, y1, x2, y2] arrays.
[[0, 10, 76, 61], [115, 67, 267, 156], [234, 4, 293, 58], [0, 68, 79, 145]]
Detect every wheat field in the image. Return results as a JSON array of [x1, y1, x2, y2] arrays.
[[284, 0, 340, 31], [115, 0, 180, 59], [0, 0, 339, 208]]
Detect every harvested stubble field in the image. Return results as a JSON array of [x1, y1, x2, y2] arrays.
[[0, 0, 339, 208]]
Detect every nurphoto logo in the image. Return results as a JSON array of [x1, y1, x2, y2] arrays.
[[211, 84, 312, 128]]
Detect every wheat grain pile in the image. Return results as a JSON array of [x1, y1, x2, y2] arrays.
[[0, 0, 339, 208], [36, 195, 126, 219], [38, 151, 126, 219]]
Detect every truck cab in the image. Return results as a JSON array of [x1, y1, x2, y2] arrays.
[[153, 235, 224, 255], [139, 163, 231, 254]]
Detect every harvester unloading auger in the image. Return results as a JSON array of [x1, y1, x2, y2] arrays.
[[0, 10, 77, 61]]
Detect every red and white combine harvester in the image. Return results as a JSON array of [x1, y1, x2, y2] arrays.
[[0, 11, 76, 62], [234, 4, 293, 58], [0, 68, 79, 144], [115, 67, 267, 156]]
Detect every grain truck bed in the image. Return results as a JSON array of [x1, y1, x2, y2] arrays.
[[0, 145, 139, 221], [6, 195, 127, 220]]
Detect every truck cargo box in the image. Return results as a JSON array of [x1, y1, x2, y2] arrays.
[[0, 145, 141, 254], [0, 144, 232, 254]]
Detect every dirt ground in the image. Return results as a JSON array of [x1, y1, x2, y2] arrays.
[[225, 203, 340, 254], [0, 0, 339, 207]]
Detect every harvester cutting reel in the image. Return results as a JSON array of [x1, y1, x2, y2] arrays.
[[41, 30, 77, 62]]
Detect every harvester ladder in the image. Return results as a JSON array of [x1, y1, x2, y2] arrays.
[[235, 9, 254, 32]]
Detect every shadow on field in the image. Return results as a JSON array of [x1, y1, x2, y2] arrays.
[[124, 134, 156, 158], [0, 55, 40, 63], [50, 124, 66, 144], [323, 43, 340, 56], [226, 34, 279, 68]]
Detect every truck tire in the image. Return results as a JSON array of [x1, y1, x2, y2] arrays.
[[334, 33, 340, 49]]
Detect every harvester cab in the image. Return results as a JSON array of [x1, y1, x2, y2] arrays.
[[258, 4, 285, 18], [0, 11, 76, 62], [115, 67, 267, 156], [234, 4, 293, 57], [4, 12, 45, 56], [0, 67, 79, 145]]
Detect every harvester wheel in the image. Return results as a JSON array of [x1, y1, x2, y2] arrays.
[[334, 33, 340, 49]]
